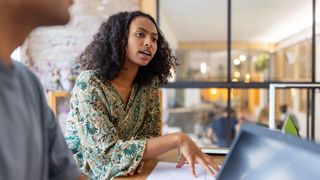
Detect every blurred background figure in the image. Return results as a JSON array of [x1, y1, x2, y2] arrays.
[[257, 105, 269, 127], [206, 108, 238, 148], [235, 112, 250, 134], [193, 111, 208, 140], [278, 104, 299, 130]]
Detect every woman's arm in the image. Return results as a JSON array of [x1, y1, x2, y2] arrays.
[[143, 133, 180, 160], [143, 132, 219, 177]]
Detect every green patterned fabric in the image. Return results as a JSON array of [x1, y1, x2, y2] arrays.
[[65, 71, 161, 179]]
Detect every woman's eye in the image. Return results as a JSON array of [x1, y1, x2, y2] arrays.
[[136, 32, 144, 38], [152, 37, 158, 42]]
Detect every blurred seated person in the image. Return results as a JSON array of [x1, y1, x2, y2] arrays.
[[206, 108, 238, 148], [257, 105, 269, 127], [193, 111, 209, 139], [278, 104, 299, 130], [235, 112, 250, 134]]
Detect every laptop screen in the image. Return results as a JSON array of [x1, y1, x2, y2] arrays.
[[216, 123, 320, 180]]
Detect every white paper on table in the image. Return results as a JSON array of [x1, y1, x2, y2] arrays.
[[147, 162, 216, 180]]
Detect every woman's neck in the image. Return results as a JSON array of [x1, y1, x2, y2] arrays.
[[113, 60, 139, 87], [110, 63, 139, 104]]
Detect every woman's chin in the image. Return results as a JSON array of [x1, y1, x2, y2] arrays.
[[136, 59, 151, 67]]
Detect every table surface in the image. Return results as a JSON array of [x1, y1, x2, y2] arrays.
[[114, 149, 225, 180]]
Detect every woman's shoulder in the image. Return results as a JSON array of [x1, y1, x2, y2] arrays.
[[75, 70, 103, 91], [77, 70, 98, 81], [137, 78, 159, 97], [142, 78, 159, 89], [77, 70, 105, 84]]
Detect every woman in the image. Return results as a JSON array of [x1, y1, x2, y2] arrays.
[[66, 11, 218, 179]]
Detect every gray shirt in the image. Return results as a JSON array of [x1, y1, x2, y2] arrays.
[[0, 61, 80, 180]]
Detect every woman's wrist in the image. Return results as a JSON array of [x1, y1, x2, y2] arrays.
[[175, 132, 186, 148]]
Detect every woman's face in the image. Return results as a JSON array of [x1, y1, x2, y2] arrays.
[[125, 16, 158, 67]]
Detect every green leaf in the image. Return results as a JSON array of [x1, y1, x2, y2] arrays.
[[123, 144, 138, 157], [85, 121, 98, 135]]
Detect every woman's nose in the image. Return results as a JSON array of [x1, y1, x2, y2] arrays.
[[144, 39, 152, 47]]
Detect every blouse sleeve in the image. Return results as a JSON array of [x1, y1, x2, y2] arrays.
[[66, 72, 147, 179], [136, 80, 162, 139]]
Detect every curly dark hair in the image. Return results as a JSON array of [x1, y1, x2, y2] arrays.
[[79, 11, 177, 85]]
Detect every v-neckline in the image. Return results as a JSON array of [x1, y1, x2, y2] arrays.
[[108, 82, 137, 110]]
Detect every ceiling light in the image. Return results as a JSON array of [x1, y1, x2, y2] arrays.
[[210, 88, 217, 95], [233, 58, 240, 65], [234, 71, 240, 78], [245, 73, 251, 79], [239, 54, 246, 61]]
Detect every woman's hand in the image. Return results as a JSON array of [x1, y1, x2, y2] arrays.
[[143, 132, 219, 177], [123, 161, 144, 176], [176, 133, 219, 177]]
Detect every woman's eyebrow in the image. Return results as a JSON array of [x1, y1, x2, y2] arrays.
[[137, 27, 158, 36]]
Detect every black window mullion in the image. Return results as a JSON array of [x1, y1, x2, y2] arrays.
[[311, 0, 316, 140], [227, 0, 232, 119]]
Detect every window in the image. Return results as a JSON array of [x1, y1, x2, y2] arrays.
[[159, 0, 320, 145]]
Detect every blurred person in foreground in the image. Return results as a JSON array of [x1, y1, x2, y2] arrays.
[[0, 0, 82, 179]]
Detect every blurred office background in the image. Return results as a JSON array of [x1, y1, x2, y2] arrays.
[[12, 0, 320, 147], [159, 0, 320, 147]]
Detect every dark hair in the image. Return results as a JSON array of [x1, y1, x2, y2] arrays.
[[222, 107, 236, 118], [79, 11, 177, 85], [223, 107, 235, 114], [280, 104, 287, 113]]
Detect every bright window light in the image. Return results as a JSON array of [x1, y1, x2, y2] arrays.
[[10, 47, 21, 62], [200, 62, 207, 74]]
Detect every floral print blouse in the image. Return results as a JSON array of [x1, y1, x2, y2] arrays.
[[65, 71, 161, 179]]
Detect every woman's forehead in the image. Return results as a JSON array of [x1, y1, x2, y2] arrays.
[[129, 16, 157, 34]]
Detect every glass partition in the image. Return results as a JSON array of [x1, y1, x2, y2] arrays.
[[232, 0, 313, 82], [315, 89, 320, 143], [317, 0, 320, 82], [161, 88, 228, 147], [274, 88, 309, 138], [159, 0, 228, 81], [159, 0, 319, 142]]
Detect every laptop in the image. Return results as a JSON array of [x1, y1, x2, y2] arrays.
[[282, 115, 300, 137], [216, 123, 320, 180]]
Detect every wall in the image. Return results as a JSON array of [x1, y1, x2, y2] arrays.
[[159, 11, 178, 50], [21, 0, 139, 91], [139, 0, 157, 19]]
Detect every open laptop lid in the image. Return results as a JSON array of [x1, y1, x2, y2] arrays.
[[216, 123, 320, 180]]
